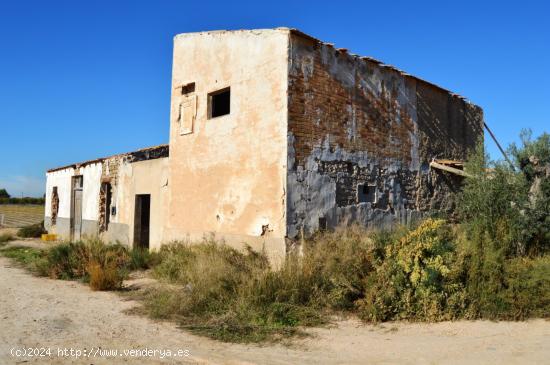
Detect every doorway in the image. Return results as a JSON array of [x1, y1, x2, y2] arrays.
[[134, 194, 150, 249], [70, 176, 83, 241]]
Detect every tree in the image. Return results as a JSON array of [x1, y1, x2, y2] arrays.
[[0, 189, 10, 199], [509, 130, 550, 255], [458, 130, 550, 256]]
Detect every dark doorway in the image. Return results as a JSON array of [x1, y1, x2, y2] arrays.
[[134, 194, 150, 249]]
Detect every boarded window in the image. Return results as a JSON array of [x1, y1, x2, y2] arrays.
[[179, 94, 196, 135], [208, 87, 230, 118], [172, 82, 196, 135]]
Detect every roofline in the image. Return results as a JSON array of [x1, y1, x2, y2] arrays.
[[287, 28, 478, 106], [173, 27, 290, 41], [171, 27, 479, 105], [46, 144, 169, 173]]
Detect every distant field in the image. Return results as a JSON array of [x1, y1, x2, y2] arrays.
[[0, 204, 44, 228]]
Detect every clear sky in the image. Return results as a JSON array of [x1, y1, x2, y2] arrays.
[[0, 0, 548, 197]]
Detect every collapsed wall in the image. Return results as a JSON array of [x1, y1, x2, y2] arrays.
[[286, 30, 484, 237]]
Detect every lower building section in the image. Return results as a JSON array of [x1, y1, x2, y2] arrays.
[[101, 222, 131, 246], [162, 228, 287, 268], [45, 216, 286, 266], [44, 146, 170, 251], [45, 217, 104, 242], [44, 216, 71, 240]]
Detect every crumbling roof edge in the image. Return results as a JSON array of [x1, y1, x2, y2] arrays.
[[287, 28, 479, 107], [173, 27, 289, 41], [46, 144, 169, 173]]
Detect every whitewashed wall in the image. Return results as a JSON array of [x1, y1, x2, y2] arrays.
[[45, 163, 102, 220], [80, 163, 102, 221], [45, 167, 75, 219]]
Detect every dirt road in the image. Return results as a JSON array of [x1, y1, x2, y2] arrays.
[[0, 255, 549, 365]]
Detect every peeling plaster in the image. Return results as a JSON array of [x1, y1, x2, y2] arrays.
[[286, 31, 483, 238]]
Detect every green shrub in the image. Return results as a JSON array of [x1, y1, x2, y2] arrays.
[[17, 222, 46, 238], [500, 255, 550, 319], [0, 197, 45, 205], [455, 224, 508, 318], [45, 241, 90, 279], [458, 132, 550, 257], [129, 247, 160, 270], [296, 225, 387, 310], [458, 143, 525, 257], [454, 132, 550, 317], [3, 238, 150, 290], [1, 246, 44, 267], [39, 239, 130, 290]]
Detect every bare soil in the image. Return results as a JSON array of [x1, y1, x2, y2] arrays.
[[0, 251, 549, 364]]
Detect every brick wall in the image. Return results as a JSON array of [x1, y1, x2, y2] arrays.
[[286, 32, 483, 237]]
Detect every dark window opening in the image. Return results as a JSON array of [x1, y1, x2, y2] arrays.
[[318, 217, 327, 231], [357, 183, 376, 203], [208, 87, 230, 118], [181, 82, 195, 95]]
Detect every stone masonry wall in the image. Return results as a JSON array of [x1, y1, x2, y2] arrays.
[[286, 31, 483, 238]]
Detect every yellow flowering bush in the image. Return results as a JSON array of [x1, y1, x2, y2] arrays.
[[357, 219, 467, 321]]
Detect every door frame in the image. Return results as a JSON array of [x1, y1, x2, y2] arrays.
[[133, 194, 151, 249], [70, 175, 83, 242]]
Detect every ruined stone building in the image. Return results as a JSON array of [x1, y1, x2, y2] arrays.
[[45, 28, 484, 263]]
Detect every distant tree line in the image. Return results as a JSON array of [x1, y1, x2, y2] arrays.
[[0, 189, 45, 205]]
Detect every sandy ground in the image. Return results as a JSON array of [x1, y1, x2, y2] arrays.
[[0, 249, 549, 365]]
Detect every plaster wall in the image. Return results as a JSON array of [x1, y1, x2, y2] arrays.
[[166, 29, 290, 261], [80, 163, 102, 222], [105, 157, 169, 249], [45, 167, 74, 220]]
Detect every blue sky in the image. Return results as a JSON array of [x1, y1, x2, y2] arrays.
[[0, 0, 548, 197]]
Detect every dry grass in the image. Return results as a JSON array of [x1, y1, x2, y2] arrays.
[[0, 204, 44, 228], [133, 230, 388, 342], [88, 259, 124, 291], [0, 233, 15, 244], [129, 221, 550, 343]]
